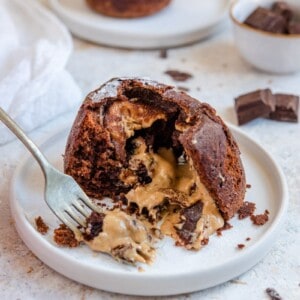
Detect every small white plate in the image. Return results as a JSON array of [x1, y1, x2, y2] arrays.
[[49, 0, 229, 49], [10, 125, 288, 296]]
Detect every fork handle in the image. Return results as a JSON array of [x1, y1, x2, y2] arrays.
[[0, 107, 50, 176]]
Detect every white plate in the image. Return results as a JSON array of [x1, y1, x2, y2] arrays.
[[49, 0, 229, 49], [10, 125, 288, 296]]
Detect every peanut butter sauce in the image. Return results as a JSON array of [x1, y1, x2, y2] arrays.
[[84, 210, 155, 264], [125, 143, 224, 249]]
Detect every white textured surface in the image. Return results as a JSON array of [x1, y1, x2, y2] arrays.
[[0, 14, 299, 300]]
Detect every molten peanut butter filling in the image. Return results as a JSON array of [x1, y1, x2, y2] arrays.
[[81, 137, 224, 264], [84, 210, 155, 264], [125, 138, 224, 250]]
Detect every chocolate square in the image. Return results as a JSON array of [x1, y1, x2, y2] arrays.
[[288, 22, 300, 34], [244, 7, 287, 33], [269, 94, 299, 122], [272, 1, 293, 22], [235, 89, 275, 125]]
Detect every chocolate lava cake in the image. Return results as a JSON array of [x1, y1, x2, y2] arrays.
[[64, 78, 246, 261], [86, 0, 171, 18]]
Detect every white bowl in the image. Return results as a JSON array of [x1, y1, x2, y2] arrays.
[[230, 0, 300, 74]]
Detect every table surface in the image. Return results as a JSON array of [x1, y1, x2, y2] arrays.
[[0, 5, 299, 300]]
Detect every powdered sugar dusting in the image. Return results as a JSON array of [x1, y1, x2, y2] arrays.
[[88, 78, 122, 102], [88, 77, 169, 103]]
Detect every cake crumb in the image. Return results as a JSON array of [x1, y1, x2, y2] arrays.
[[35, 216, 49, 235], [201, 238, 209, 246], [138, 266, 145, 272], [216, 222, 233, 236], [246, 184, 252, 188], [246, 237, 251, 241], [238, 201, 256, 219], [251, 211, 269, 225], [237, 244, 245, 249], [159, 49, 168, 59], [165, 70, 193, 82], [54, 224, 79, 248], [266, 287, 282, 300]]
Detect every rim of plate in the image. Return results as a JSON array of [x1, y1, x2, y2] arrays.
[[9, 124, 288, 295]]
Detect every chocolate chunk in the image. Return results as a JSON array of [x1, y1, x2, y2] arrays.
[[244, 7, 287, 33], [235, 89, 275, 125], [272, 1, 293, 21], [270, 93, 299, 122], [84, 212, 105, 240], [177, 200, 203, 244], [288, 22, 300, 34]]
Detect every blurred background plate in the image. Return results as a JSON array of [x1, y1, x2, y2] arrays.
[[49, 0, 229, 49]]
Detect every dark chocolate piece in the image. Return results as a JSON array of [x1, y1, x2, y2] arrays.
[[270, 93, 299, 122], [272, 1, 293, 21], [235, 89, 275, 125], [288, 22, 300, 34], [83, 212, 105, 241], [244, 7, 287, 33], [177, 200, 203, 244]]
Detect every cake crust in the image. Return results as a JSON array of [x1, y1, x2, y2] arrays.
[[65, 78, 246, 221]]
